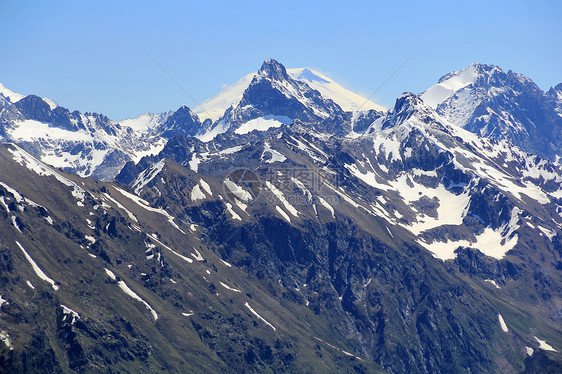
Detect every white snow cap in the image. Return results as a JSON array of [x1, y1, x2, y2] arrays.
[[193, 61, 384, 121], [420, 63, 480, 109], [0, 82, 25, 102], [0, 82, 58, 109], [288, 68, 385, 112]]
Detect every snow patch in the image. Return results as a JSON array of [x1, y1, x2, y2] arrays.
[[196, 118, 230, 142], [317, 196, 335, 218], [0, 82, 25, 102], [190, 248, 204, 262], [266, 181, 299, 217], [221, 259, 232, 267], [275, 205, 291, 223], [7, 145, 87, 205], [498, 314, 508, 332], [484, 279, 501, 289], [105, 268, 116, 280], [191, 184, 206, 202], [244, 302, 276, 331], [117, 280, 158, 321], [0, 197, 9, 212], [199, 179, 212, 195], [313, 337, 362, 360], [103, 193, 138, 223], [537, 225, 556, 240], [534, 336, 557, 352], [288, 68, 385, 112], [235, 115, 291, 135], [113, 186, 186, 234], [10, 119, 92, 143], [188, 153, 202, 172], [132, 160, 165, 194], [220, 282, 241, 292], [148, 234, 193, 264], [225, 202, 242, 221], [193, 72, 256, 121], [61, 305, 80, 324], [11, 216, 21, 232], [224, 179, 253, 202], [421, 225, 519, 261], [262, 142, 287, 164], [428, 206, 520, 260], [119, 112, 170, 132], [16, 241, 59, 290], [0, 331, 13, 350]]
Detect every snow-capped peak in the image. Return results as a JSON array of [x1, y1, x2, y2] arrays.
[[418, 63, 562, 160], [258, 58, 290, 80], [420, 63, 509, 110], [118, 111, 173, 132], [288, 68, 385, 112], [193, 63, 384, 121], [420, 64, 480, 109], [42, 97, 58, 110], [292, 68, 330, 84], [0, 82, 57, 109], [0, 83, 26, 103], [193, 72, 255, 121], [368, 92, 442, 133], [233, 59, 344, 123]]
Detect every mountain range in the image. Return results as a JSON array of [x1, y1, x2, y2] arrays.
[[1, 59, 562, 373]]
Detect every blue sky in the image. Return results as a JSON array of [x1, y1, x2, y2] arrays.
[[1, 0, 561, 120]]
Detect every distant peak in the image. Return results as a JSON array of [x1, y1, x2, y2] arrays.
[[171, 104, 199, 121], [436, 63, 502, 83], [467, 62, 496, 69], [394, 92, 423, 111], [258, 58, 289, 80], [295, 68, 330, 84], [547, 83, 562, 99], [0, 82, 25, 103]]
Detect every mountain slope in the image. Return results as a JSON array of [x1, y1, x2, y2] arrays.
[[420, 63, 562, 160], [115, 89, 562, 372], [0, 143, 385, 373]]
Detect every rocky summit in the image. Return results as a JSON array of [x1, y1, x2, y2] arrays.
[[1, 59, 562, 373]]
